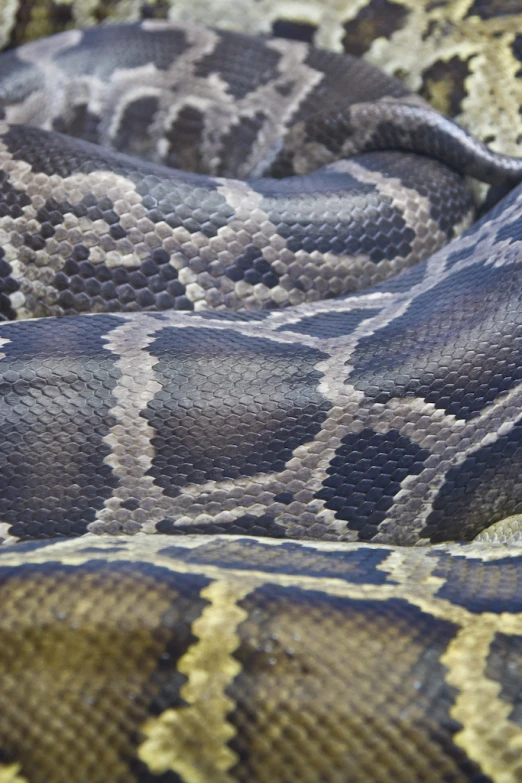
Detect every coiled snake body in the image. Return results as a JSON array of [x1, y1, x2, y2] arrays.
[[1, 4, 522, 781]]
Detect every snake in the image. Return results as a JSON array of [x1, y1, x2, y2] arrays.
[[2, 1, 522, 781]]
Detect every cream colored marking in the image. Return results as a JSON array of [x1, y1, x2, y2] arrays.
[[0, 333, 10, 361], [475, 515, 522, 545], [0, 0, 20, 49], [0, 522, 19, 545], [91, 316, 166, 535], [141, 18, 217, 36], [73, 0, 142, 27], [443, 619, 522, 783], [0, 763, 27, 783], [138, 578, 255, 783]]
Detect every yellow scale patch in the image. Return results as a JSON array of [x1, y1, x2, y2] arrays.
[[138, 577, 257, 782], [0, 763, 27, 783]]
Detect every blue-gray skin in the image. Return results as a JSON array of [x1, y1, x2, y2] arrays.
[[0, 22, 520, 544]]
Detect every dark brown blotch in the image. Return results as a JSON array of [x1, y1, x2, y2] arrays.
[[342, 0, 410, 57], [0, 560, 211, 782], [227, 584, 487, 782], [420, 56, 474, 118]]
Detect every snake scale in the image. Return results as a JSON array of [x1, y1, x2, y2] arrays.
[[2, 0, 522, 781]]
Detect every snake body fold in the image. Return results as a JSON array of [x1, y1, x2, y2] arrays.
[[0, 11, 522, 782]]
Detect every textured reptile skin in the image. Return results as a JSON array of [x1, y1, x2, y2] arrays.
[[0, 3, 521, 782]]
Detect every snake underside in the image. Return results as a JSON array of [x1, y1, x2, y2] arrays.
[[1, 2, 522, 782]]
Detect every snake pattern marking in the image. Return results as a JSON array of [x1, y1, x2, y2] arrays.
[[1, 1, 522, 781]]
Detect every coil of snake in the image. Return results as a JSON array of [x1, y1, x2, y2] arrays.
[[2, 1, 522, 781]]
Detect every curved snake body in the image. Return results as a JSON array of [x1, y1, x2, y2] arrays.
[[1, 7, 522, 782]]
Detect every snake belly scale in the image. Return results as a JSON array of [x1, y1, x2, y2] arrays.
[[0, 3, 522, 781]]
